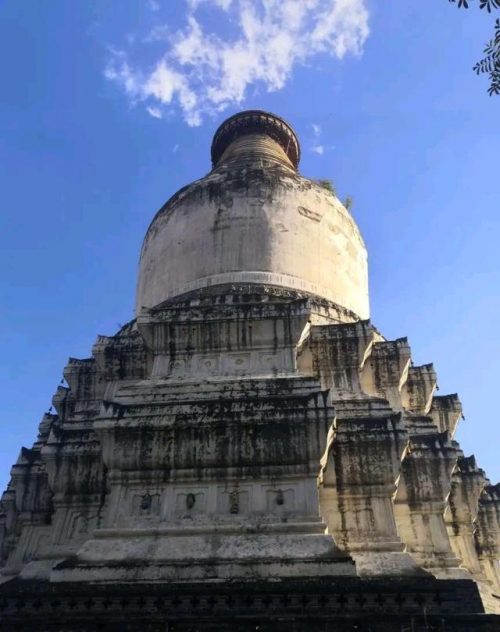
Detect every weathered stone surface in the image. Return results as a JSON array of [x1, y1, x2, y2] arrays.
[[401, 364, 437, 415], [474, 484, 500, 612], [393, 415, 466, 579], [52, 294, 354, 583], [443, 455, 500, 609], [300, 320, 376, 396], [430, 393, 463, 437], [320, 400, 422, 577], [136, 111, 369, 319], [359, 337, 411, 411]]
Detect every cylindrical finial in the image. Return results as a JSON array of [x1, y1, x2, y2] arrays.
[[211, 110, 301, 169]]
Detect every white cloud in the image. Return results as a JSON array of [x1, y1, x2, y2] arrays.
[[104, 53, 142, 100], [105, 0, 369, 126], [310, 122, 325, 155], [146, 105, 163, 119], [188, 0, 233, 9]]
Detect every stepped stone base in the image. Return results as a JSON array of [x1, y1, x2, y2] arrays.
[[51, 551, 355, 584]]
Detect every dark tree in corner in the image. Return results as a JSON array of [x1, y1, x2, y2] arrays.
[[449, 0, 500, 95]]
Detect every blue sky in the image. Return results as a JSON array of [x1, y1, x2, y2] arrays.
[[0, 0, 499, 492]]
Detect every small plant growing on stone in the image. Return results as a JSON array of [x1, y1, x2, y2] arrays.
[[315, 179, 336, 195]]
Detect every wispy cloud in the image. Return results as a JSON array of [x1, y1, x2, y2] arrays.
[[188, 0, 233, 9], [312, 145, 325, 155], [146, 105, 163, 119], [105, 0, 370, 126], [311, 122, 325, 155]]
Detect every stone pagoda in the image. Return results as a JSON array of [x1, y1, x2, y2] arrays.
[[0, 111, 499, 631]]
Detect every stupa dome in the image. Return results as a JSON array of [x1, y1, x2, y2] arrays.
[[136, 110, 369, 318]]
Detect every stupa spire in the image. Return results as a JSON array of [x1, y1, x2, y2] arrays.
[[210, 109, 300, 169]]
